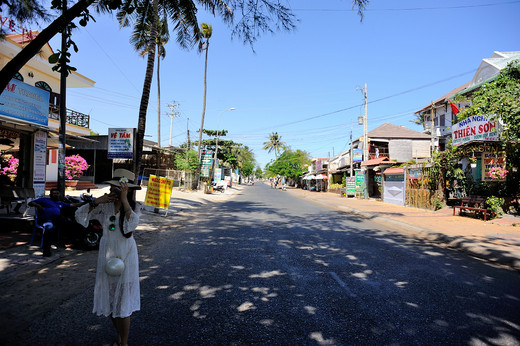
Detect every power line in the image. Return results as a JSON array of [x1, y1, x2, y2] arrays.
[[293, 1, 520, 12]]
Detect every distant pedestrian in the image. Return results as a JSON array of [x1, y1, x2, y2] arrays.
[[75, 169, 141, 346]]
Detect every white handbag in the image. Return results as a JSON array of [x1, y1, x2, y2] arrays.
[[105, 257, 125, 276]]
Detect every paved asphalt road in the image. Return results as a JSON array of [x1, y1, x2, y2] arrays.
[[24, 184, 520, 345]]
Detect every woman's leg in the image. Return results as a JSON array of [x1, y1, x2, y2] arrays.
[[110, 316, 122, 345], [113, 316, 131, 346]]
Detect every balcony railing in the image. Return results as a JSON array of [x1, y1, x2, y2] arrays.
[[49, 104, 90, 128]]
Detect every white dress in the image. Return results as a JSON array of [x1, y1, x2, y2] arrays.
[[76, 203, 141, 318]]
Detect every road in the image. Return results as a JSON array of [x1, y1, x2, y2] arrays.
[[20, 184, 520, 345]]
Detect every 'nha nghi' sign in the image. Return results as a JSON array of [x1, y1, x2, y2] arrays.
[[452, 115, 501, 147]]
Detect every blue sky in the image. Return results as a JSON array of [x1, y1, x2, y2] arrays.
[[47, 0, 520, 169]]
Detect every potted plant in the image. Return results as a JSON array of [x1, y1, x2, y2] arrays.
[[64, 155, 89, 187], [469, 156, 477, 168]]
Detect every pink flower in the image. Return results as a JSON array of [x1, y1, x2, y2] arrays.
[[488, 167, 508, 180], [65, 155, 90, 180]]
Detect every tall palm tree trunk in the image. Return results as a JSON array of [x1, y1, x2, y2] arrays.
[[157, 52, 161, 148], [196, 42, 209, 166], [134, 0, 158, 183]]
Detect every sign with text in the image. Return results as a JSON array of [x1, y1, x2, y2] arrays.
[[452, 115, 501, 147], [200, 150, 213, 178], [108, 128, 134, 159], [352, 148, 363, 162], [0, 79, 49, 126], [33, 130, 47, 197], [482, 152, 507, 181], [144, 175, 174, 209]]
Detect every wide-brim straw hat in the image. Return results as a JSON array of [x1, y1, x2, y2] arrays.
[[103, 168, 141, 189]]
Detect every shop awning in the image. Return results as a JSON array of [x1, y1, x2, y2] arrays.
[[383, 167, 405, 175], [361, 157, 396, 167]]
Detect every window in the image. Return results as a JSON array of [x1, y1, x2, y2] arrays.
[[13, 72, 23, 81], [440, 114, 445, 127], [35, 81, 52, 92]]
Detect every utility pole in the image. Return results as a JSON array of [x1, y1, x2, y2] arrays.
[[57, 0, 68, 198], [167, 103, 180, 147], [430, 102, 434, 162], [350, 119, 353, 177], [363, 83, 368, 162]]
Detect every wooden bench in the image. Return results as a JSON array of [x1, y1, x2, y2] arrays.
[[453, 196, 489, 221]]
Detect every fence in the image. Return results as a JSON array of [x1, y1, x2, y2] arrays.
[[141, 168, 197, 190], [405, 164, 442, 210]]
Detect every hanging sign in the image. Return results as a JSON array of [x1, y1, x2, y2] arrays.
[[452, 115, 501, 147], [144, 175, 174, 209], [352, 148, 363, 162], [108, 128, 134, 159]]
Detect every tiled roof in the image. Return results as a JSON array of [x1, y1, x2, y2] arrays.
[[368, 123, 430, 139], [361, 157, 396, 166]]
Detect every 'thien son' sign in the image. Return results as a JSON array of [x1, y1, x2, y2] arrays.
[[452, 115, 500, 147]]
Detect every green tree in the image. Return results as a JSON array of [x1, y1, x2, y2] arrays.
[[174, 149, 199, 171], [455, 61, 520, 196], [263, 132, 286, 159], [266, 149, 310, 181], [456, 61, 520, 142]]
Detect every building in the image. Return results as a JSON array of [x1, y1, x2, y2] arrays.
[[0, 29, 94, 198]]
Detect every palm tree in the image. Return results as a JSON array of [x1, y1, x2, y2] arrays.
[[1, 0, 371, 93], [263, 132, 286, 159], [196, 22, 213, 167], [126, 11, 170, 148]]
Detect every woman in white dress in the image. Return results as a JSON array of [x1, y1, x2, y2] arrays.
[[75, 169, 141, 346]]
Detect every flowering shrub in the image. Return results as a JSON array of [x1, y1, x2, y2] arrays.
[[486, 196, 505, 218], [488, 167, 509, 180], [65, 155, 89, 180], [0, 156, 19, 182]]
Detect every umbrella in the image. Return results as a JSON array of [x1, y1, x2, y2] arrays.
[[315, 174, 324, 180], [304, 175, 315, 180]]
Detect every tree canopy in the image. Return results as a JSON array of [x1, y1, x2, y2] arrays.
[[456, 61, 520, 142], [265, 149, 310, 180]]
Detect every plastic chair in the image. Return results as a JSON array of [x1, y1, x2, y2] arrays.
[[30, 209, 56, 248]]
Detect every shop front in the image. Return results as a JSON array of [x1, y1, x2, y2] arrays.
[[1, 79, 50, 200]]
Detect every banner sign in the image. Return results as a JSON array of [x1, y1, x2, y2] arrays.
[[33, 130, 47, 197], [345, 177, 356, 196], [144, 175, 174, 209], [0, 79, 49, 126], [200, 150, 213, 178], [452, 115, 501, 147], [482, 152, 507, 181], [352, 148, 363, 162], [108, 128, 134, 159]]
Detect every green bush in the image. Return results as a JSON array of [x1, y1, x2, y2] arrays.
[[486, 196, 505, 218], [330, 183, 343, 190]]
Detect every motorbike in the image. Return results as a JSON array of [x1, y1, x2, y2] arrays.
[[63, 192, 103, 250], [212, 182, 226, 193]]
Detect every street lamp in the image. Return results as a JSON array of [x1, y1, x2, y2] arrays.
[[212, 107, 235, 181]]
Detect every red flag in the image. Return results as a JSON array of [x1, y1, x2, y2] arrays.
[[447, 99, 459, 115]]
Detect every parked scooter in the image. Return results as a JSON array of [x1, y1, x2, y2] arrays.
[[212, 182, 226, 193], [63, 192, 103, 250]]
